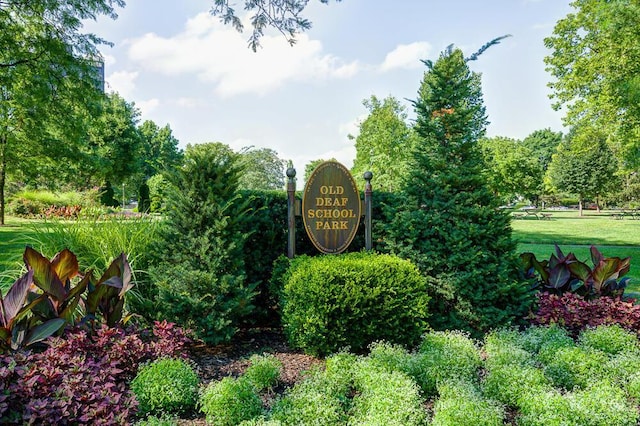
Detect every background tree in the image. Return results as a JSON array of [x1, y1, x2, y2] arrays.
[[138, 120, 183, 178], [135, 119, 183, 210], [547, 126, 620, 216], [303, 158, 336, 182], [544, 0, 640, 169], [76, 93, 142, 205], [386, 46, 532, 336], [211, 0, 340, 50], [522, 128, 563, 173], [0, 0, 123, 224], [350, 95, 418, 192], [480, 136, 543, 204], [238, 147, 286, 190]]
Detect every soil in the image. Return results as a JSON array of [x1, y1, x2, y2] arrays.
[[177, 327, 323, 425]]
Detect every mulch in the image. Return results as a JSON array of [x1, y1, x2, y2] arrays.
[[176, 327, 323, 425]]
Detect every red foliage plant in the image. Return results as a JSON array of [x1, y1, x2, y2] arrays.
[[531, 292, 640, 337], [0, 321, 191, 425]]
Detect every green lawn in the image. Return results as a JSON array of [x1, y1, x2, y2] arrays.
[[512, 209, 640, 294], [0, 217, 46, 288], [2, 211, 639, 294]]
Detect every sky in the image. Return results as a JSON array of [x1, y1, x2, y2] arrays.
[[84, 0, 573, 173]]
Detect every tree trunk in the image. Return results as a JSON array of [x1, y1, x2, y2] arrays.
[[578, 199, 583, 217], [0, 133, 6, 226]]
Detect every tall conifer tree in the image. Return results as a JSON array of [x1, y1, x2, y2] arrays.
[[386, 46, 532, 336]]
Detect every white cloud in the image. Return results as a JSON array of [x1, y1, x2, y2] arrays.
[[106, 70, 138, 98], [339, 114, 366, 139], [137, 98, 160, 116], [126, 12, 360, 97], [174, 97, 206, 108], [102, 54, 117, 66], [380, 42, 431, 72]]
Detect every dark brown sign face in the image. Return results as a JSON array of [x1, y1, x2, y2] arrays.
[[302, 161, 361, 254]]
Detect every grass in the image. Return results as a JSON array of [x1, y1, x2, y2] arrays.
[[2, 210, 639, 294], [0, 217, 39, 287], [0, 214, 158, 292], [511, 209, 640, 294]]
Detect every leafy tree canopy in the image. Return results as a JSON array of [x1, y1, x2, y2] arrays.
[[545, 0, 640, 169], [238, 146, 286, 190], [0, 0, 124, 224], [138, 120, 184, 178], [522, 128, 563, 172], [210, 0, 340, 51], [547, 125, 620, 215], [480, 136, 543, 204], [350, 95, 418, 192]]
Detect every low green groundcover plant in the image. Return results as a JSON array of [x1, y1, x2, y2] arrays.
[[280, 252, 430, 356], [432, 379, 504, 426], [243, 353, 282, 391], [0, 321, 191, 425], [199, 377, 263, 426], [192, 326, 640, 425], [131, 358, 199, 416]]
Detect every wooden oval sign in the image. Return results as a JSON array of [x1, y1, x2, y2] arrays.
[[302, 160, 361, 254]]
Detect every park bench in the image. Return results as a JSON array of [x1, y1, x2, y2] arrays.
[[512, 213, 524, 219], [540, 213, 552, 220]]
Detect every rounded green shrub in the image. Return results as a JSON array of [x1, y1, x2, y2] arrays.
[[349, 359, 427, 426], [578, 324, 640, 355], [414, 330, 482, 396], [200, 377, 263, 426], [542, 346, 609, 390], [244, 354, 282, 391], [280, 252, 430, 356], [268, 373, 348, 426], [131, 358, 199, 417], [432, 380, 504, 426]]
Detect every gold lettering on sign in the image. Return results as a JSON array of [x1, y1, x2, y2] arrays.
[[302, 160, 362, 254]]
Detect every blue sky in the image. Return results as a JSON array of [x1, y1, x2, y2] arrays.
[[85, 0, 572, 173]]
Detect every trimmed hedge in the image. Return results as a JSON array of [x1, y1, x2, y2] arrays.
[[280, 252, 430, 356], [237, 190, 403, 326]]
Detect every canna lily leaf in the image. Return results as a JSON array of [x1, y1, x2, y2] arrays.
[[50, 249, 80, 285], [23, 247, 67, 302], [22, 318, 66, 347], [590, 245, 605, 266], [97, 253, 133, 297], [547, 264, 571, 289], [59, 274, 91, 324], [1, 270, 33, 326], [567, 260, 591, 281]]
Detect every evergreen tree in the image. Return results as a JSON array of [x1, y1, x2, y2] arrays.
[[149, 142, 256, 344], [386, 47, 532, 336]]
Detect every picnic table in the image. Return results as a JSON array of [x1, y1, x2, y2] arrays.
[[524, 210, 540, 219], [611, 209, 640, 219]]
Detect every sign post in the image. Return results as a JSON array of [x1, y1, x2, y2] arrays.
[[286, 167, 297, 259]]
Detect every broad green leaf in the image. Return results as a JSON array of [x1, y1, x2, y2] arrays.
[[592, 258, 623, 289], [50, 249, 80, 284], [23, 246, 67, 301], [548, 265, 571, 289], [1, 269, 33, 325], [567, 260, 591, 281], [590, 245, 604, 266], [23, 318, 66, 347]]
